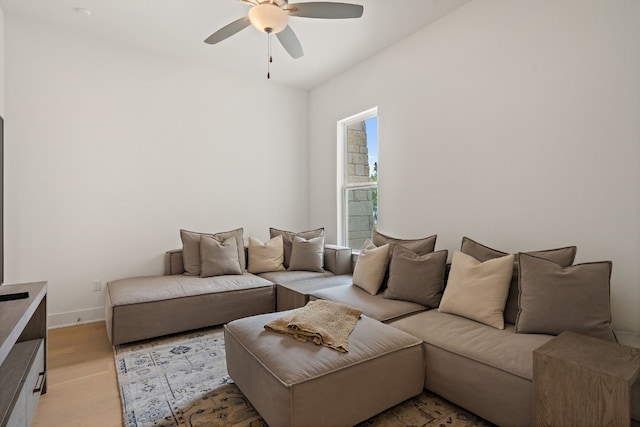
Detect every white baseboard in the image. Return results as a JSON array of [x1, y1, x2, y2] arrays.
[[48, 307, 105, 329]]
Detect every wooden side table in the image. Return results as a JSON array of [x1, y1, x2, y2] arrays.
[[533, 331, 640, 427]]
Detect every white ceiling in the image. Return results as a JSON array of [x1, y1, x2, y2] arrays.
[[0, 0, 471, 90]]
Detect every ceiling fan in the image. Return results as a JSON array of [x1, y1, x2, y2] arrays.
[[204, 0, 364, 62]]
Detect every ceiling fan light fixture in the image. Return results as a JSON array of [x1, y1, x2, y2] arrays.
[[248, 3, 289, 34]]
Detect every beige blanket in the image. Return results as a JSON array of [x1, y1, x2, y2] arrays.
[[264, 300, 362, 352]]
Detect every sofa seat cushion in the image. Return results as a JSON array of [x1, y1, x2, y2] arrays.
[[311, 284, 427, 322], [258, 270, 334, 285], [390, 310, 554, 380], [107, 273, 273, 306]]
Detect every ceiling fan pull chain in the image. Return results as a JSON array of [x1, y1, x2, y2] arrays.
[[267, 31, 272, 79]]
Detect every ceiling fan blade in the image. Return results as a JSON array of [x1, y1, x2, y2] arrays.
[[285, 2, 363, 19], [204, 16, 251, 44], [276, 25, 304, 59]]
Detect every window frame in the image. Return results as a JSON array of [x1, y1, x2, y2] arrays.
[[336, 107, 378, 250]]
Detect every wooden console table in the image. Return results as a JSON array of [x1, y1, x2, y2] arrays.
[[533, 331, 640, 427], [0, 282, 48, 427]]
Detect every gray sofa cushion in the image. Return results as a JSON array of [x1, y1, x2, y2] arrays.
[[384, 247, 447, 308], [390, 310, 554, 380], [107, 273, 273, 306], [311, 284, 426, 322], [517, 253, 616, 341], [259, 270, 334, 284], [289, 235, 325, 272], [105, 273, 275, 345], [460, 236, 577, 325], [372, 230, 437, 257], [200, 235, 243, 277], [181, 228, 245, 276], [270, 227, 325, 268]]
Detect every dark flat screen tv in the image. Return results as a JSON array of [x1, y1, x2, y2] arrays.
[[1, 115, 3, 285]]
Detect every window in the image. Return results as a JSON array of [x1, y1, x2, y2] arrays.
[[337, 108, 378, 251]]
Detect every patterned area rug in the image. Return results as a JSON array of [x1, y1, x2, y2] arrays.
[[114, 326, 493, 427]]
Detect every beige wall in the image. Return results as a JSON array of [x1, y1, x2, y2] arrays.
[[309, 0, 640, 335], [4, 16, 309, 326]]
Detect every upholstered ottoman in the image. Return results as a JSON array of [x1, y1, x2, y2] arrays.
[[224, 310, 424, 427]]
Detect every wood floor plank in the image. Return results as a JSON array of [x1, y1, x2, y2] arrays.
[[32, 322, 123, 427]]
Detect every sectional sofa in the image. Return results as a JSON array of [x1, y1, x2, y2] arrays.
[[104, 227, 638, 426]]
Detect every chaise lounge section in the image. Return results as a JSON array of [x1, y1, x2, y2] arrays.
[[105, 242, 352, 345]]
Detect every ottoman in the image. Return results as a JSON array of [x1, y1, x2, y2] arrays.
[[224, 310, 424, 427]]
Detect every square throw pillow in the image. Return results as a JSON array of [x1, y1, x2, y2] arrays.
[[352, 240, 391, 295], [200, 235, 243, 277], [516, 253, 616, 342], [439, 251, 515, 330], [181, 228, 245, 276], [383, 246, 448, 308], [181, 229, 204, 276], [247, 235, 286, 274], [372, 230, 437, 258], [288, 235, 325, 272], [460, 237, 577, 325], [270, 227, 324, 268]]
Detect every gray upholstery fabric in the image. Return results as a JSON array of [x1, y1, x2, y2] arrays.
[[105, 273, 275, 344], [164, 249, 184, 276], [517, 253, 616, 341], [258, 270, 334, 284], [106, 287, 275, 345], [270, 227, 324, 268], [225, 312, 424, 427], [311, 284, 427, 322], [324, 244, 353, 275], [390, 310, 554, 427], [372, 230, 437, 257], [384, 248, 447, 308], [107, 273, 272, 306], [166, 244, 353, 276], [390, 310, 554, 380], [288, 235, 325, 272], [460, 237, 577, 325], [180, 228, 245, 276], [276, 275, 354, 311], [200, 235, 242, 277]]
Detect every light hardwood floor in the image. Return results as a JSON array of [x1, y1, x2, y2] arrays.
[[32, 322, 123, 427]]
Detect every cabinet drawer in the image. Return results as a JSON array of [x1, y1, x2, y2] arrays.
[[25, 340, 45, 426], [4, 391, 26, 427], [0, 339, 44, 427]]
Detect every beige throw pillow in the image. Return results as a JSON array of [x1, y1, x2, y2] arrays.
[[516, 253, 616, 341], [289, 235, 325, 272], [383, 247, 448, 308], [460, 237, 577, 325], [439, 251, 515, 329], [200, 235, 243, 277], [269, 227, 325, 268], [352, 240, 390, 295], [247, 235, 286, 274]]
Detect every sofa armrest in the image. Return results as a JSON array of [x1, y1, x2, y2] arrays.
[[164, 249, 185, 275], [324, 244, 353, 275]]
